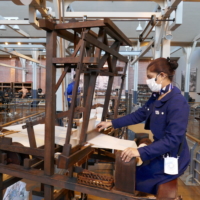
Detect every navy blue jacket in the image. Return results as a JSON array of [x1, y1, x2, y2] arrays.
[[112, 86, 190, 194]]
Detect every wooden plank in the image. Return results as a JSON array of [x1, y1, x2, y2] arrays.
[[44, 30, 57, 176], [57, 30, 76, 43], [0, 137, 12, 145], [79, 73, 98, 144], [52, 57, 99, 64], [55, 20, 106, 30], [0, 164, 147, 200], [26, 121, 37, 148], [57, 145, 94, 169], [64, 41, 86, 148], [53, 189, 69, 200], [101, 42, 120, 121], [104, 18, 132, 46], [0, 144, 44, 157], [55, 66, 69, 92], [1, 111, 45, 129], [83, 33, 127, 62], [39, 19, 55, 31]]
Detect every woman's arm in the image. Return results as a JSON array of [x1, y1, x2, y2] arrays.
[[112, 104, 147, 129], [96, 104, 147, 131]]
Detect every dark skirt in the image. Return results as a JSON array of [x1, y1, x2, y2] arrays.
[[135, 151, 190, 195]]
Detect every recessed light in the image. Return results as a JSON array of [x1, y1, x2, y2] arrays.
[[17, 42, 21, 45], [5, 42, 8, 45]]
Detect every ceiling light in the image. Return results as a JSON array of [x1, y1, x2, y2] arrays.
[[12, 25, 20, 30], [5, 42, 8, 45], [165, 31, 173, 40], [136, 22, 143, 32], [0, 25, 6, 30], [17, 42, 21, 45]]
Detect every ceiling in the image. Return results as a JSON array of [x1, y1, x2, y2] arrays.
[[0, 0, 200, 58]]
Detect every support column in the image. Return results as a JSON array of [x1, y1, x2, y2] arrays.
[[162, 38, 171, 58], [183, 47, 192, 101], [31, 51, 39, 102], [125, 61, 130, 92], [133, 60, 138, 104], [19, 58, 26, 82]]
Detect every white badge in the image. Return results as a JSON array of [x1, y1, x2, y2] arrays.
[[164, 156, 178, 175]]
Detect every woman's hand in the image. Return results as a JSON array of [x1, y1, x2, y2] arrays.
[[121, 147, 140, 162], [96, 121, 112, 132]]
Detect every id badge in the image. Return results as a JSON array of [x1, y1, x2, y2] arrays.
[[164, 156, 178, 175]]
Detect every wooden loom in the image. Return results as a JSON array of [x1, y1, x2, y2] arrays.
[[0, 18, 153, 200]]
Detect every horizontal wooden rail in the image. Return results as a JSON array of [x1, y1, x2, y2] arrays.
[[0, 111, 45, 128], [186, 133, 200, 145]]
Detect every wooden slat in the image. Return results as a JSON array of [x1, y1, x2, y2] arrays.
[[55, 66, 69, 92], [0, 111, 44, 129], [52, 57, 99, 64], [104, 18, 132, 46], [58, 145, 94, 169], [83, 33, 127, 62], [44, 29, 57, 176], [0, 144, 44, 157], [39, 19, 55, 31], [26, 121, 37, 148], [57, 30, 76, 43], [55, 20, 106, 30], [53, 189, 69, 200], [0, 164, 147, 200]]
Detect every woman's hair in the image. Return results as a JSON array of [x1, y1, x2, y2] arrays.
[[147, 57, 178, 81]]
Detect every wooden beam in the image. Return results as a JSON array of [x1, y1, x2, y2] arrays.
[[39, 19, 55, 31], [83, 33, 128, 62], [0, 164, 142, 200], [52, 57, 99, 64], [55, 20, 106, 30], [0, 144, 44, 157], [104, 18, 132, 46]]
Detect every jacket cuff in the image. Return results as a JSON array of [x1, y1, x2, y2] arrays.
[[111, 119, 120, 129], [138, 146, 149, 162]]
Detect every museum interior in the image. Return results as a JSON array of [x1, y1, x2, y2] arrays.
[[0, 0, 200, 200]]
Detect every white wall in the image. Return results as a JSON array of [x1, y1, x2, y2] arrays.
[[176, 49, 200, 102]]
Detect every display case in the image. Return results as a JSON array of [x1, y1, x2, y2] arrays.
[[0, 82, 13, 92]]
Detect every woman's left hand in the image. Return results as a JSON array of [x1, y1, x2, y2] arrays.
[[121, 147, 140, 162]]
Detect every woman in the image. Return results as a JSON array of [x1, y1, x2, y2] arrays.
[[97, 57, 190, 195]]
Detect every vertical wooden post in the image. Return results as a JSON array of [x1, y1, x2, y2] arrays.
[[101, 41, 120, 121], [114, 62, 128, 119], [64, 40, 86, 149], [0, 173, 3, 200], [44, 28, 57, 199], [79, 72, 98, 144]]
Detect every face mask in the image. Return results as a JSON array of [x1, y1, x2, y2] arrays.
[[146, 77, 162, 92]]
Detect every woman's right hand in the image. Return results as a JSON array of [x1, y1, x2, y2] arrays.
[[96, 121, 112, 132]]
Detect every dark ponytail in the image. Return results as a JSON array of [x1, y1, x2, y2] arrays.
[[147, 57, 178, 81]]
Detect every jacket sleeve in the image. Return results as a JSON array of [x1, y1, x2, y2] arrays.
[[67, 83, 73, 95], [112, 104, 147, 129], [138, 97, 189, 161]]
